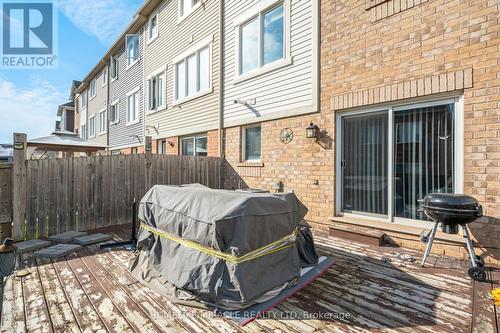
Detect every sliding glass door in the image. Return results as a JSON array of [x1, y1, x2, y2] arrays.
[[393, 104, 455, 220], [342, 112, 388, 217], [338, 99, 459, 223]]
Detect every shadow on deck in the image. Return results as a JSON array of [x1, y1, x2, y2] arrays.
[[0, 224, 497, 333]]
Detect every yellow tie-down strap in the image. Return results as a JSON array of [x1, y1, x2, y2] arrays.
[[141, 223, 298, 264]]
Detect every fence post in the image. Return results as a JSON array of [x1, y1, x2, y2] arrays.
[[145, 136, 152, 191], [12, 133, 27, 241]]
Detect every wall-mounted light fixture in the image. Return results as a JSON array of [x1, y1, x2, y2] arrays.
[[167, 140, 175, 147], [306, 122, 320, 140]]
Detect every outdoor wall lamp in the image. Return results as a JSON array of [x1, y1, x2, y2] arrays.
[[306, 122, 320, 140]]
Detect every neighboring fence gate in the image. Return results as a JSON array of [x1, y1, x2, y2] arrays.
[[7, 151, 223, 241]]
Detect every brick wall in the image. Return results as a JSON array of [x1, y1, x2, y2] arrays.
[[207, 130, 220, 157], [224, 114, 335, 231], [225, 0, 500, 258], [166, 137, 179, 155], [321, 0, 500, 254]]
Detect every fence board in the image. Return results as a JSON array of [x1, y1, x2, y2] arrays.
[[0, 164, 13, 241]]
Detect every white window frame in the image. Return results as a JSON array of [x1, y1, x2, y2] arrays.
[[126, 86, 140, 126], [241, 124, 262, 162], [110, 56, 118, 81], [98, 108, 107, 135], [81, 91, 87, 110], [102, 67, 108, 86], [89, 115, 96, 138], [180, 134, 208, 156], [334, 95, 464, 229], [147, 13, 159, 44], [109, 99, 120, 125], [80, 124, 87, 140], [126, 34, 140, 70], [147, 66, 167, 113], [178, 0, 202, 23], [172, 35, 213, 105], [233, 0, 291, 83], [89, 79, 96, 100]]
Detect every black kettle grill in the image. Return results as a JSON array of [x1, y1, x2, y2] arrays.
[[419, 193, 486, 281]]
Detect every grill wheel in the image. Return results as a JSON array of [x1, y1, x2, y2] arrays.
[[468, 267, 487, 282]]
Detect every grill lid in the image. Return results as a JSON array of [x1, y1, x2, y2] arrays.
[[421, 193, 481, 213]]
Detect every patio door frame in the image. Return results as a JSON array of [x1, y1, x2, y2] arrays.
[[335, 95, 464, 228]]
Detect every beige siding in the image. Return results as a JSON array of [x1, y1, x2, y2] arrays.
[[86, 69, 108, 145], [223, 0, 318, 127], [144, 0, 220, 140]]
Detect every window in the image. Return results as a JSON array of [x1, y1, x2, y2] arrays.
[[243, 125, 261, 161], [148, 14, 158, 42], [181, 135, 207, 156], [110, 99, 119, 124], [99, 110, 106, 134], [126, 88, 140, 125], [89, 115, 96, 138], [179, 0, 200, 19], [126, 34, 140, 68], [174, 46, 211, 102], [131, 147, 138, 154], [148, 70, 166, 111], [110, 56, 118, 80], [80, 124, 87, 139], [81, 92, 87, 109], [337, 99, 461, 223], [237, 2, 286, 76], [89, 79, 96, 99], [102, 67, 108, 86], [158, 140, 166, 154]]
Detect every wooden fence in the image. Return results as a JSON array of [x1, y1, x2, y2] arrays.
[[0, 164, 13, 241], [9, 154, 223, 241]]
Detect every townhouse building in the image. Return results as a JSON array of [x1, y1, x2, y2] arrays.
[[74, 67, 108, 150], [66, 0, 500, 262], [69, 81, 82, 136], [108, 28, 145, 154], [144, 0, 221, 157]]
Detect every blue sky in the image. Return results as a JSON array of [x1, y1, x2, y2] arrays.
[[0, 0, 143, 143]]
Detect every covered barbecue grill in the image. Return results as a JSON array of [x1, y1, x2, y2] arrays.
[[129, 184, 319, 311], [420, 193, 485, 281]]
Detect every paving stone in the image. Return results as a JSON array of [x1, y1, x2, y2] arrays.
[[48, 231, 88, 244], [15, 239, 52, 254], [34, 244, 83, 259], [74, 233, 112, 246]]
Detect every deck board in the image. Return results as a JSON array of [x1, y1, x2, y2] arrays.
[[1, 224, 498, 333]]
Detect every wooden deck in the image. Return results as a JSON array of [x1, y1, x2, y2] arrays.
[[1, 225, 499, 333]]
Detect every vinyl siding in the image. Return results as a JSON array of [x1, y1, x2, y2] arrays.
[[144, 0, 220, 140], [223, 0, 317, 127], [86, 69, 108, 145], [109, 28, 145, 149]]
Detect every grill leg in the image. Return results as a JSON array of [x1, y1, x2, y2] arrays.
[[421, 223, 439, 267], [462, 224, 477, 268]]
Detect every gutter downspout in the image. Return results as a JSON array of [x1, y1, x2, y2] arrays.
[[218, 0, 224, 188]]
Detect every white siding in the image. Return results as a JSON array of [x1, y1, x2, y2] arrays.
[[86, 69, 109, 145], [109, 29, 145, 149], [223, 0, 318, 127], [144, 0, 220, 140]]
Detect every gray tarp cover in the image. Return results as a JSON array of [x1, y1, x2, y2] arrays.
[[129, 184, 318, 311]]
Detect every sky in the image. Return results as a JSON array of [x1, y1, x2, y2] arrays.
[[0, 0, 144, 143]]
